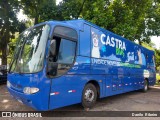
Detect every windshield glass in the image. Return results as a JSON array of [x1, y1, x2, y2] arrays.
[[10, 24, 50, 73]]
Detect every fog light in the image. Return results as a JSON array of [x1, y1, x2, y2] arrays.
[[23, 87, 39, 94], [7, 81, 11, 88]]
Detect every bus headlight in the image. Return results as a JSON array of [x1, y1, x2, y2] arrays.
[[23, 87, 39, 94]]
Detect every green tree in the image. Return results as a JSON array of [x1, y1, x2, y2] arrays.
[[145, 0, 160, 37], [40, 0, 59, 22], [81, 0, 115, 30], [21, 0, 58, 24], [123, 0, 152, 44], [58, 0, 159, 45], [57, 0, 87, 20], [0, 0, 25, 65], [155, 49, 160, 70], [20, 0, 160, 46]]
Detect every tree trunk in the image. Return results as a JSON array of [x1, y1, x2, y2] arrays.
[[34, 7, 39, 25], [138, 39, 142, 45], [1, 0, 9, 66], [76, 0, 86, 19], [2, 46, 7, 65], [34, 16, 39, 25]]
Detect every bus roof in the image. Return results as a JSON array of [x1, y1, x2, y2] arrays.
[[40, 19, 154, 54]]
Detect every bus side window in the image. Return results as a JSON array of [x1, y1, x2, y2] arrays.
[[57, 39, 76, 64], [47, 37, 76, 77], [56, 39, 76, 76]]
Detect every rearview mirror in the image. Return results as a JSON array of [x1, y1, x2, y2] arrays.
[[50, 39, 56, 56]]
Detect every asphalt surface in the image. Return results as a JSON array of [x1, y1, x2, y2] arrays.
[[0, 83, 160, 119]]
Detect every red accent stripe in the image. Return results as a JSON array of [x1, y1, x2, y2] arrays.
[[72, 90, 76, 92], [54, 92, 59, 95]]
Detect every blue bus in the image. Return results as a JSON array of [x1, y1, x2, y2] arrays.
[[7, 19, 156, 111]]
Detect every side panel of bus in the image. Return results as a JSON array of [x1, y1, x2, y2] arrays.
[[90, 25, 156, 97], [49, 22, 156, 110]]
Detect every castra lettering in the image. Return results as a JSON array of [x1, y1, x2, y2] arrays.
[[101, 34, 126, 51]]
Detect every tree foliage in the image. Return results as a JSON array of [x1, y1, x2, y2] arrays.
[[21, 0, 58, 24], [0, 0, 25, 65], [56, 0, 160, 68], [20, 0, 160, 45], [56, 0, 160, 45]]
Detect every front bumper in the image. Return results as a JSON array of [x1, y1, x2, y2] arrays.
[[8, 86, 49, 111]]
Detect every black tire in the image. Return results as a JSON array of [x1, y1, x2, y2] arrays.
[[142, 79, 148, 92], [82, 83, 97, 108]]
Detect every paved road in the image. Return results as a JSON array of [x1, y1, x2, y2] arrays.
[[0, 84, 160, 119]]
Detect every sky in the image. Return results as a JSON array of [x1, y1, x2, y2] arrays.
[[17, 9, 28, 21], [56, 0, 62, 5], [151, 36, 160, 49], [17, 0, 160, 49]]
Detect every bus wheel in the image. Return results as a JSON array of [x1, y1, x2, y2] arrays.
[[142, 79, 148, 92], [82, 83, 97, 109]]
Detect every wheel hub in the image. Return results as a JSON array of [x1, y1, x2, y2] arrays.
[[84, 89, 94, 102]]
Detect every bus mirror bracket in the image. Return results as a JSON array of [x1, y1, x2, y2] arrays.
[[47, 62, 58, 77], [50, 39, 56, 56]]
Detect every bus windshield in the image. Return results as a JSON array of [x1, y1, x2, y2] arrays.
[[10, 24, 50, 73]]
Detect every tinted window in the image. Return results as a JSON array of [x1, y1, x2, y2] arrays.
[[54, 26, 78, 40], [57, 39, 76, 64]]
